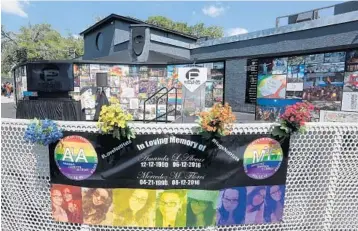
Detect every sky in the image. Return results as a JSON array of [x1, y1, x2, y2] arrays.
[[1, 1, 343, 37]]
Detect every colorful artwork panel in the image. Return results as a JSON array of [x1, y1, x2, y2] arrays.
[[324, 52, 346, 63], [272, 58, 288, 75], [346, 49, 358, 72], [343, 72, 358, 92], [303, 73, 344, 102], [257, 75, 286, 99], [258, 59, 273, 75], [305, 53, 324, 64], [305, 62, 345, 73], [256, 99, 302, 122], [288, 56, 305, 65]]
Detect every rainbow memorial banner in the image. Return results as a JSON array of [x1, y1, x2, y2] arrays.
[[49, 132, 289, 227]]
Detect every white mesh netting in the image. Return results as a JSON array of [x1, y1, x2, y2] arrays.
[[1, 118, 358, 231]]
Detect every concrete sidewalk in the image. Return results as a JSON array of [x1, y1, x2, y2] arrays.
[[1, 96, 16, 118], [1, 96, 15, 104]]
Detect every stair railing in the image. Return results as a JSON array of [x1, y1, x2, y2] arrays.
[[143, 87, 168, 122], [151, 87, 178, 123]]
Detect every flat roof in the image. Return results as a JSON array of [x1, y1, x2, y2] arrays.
[[191, 11, 358, 49]]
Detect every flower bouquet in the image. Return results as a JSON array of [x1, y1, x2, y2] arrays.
[[196, 103, 236, 139], [24, 119, 63, 146], [97, 97, 135, 140], [195, 103, 236, 167], [271, 102, 314, 138]]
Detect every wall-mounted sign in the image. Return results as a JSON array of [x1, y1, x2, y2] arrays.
[[23, 91, 38, 97], [341, 92, 358, 112], [245, 59, 259, 104], [49, 132, 289, 227], [178, 67, 207, 92], [320, 110, 358, 122], [131, 27, 146, 56]]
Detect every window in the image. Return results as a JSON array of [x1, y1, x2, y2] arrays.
[[96, 32, 103, 51]]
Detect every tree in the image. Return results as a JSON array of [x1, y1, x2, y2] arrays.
[[146, 16, 224, 38], [1, 24, 84, 75]]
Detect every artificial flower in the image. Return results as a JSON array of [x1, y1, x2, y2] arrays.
[[196, 103, 236, 138], [97, 100, 135, 140], [272, 102, 314, 138], [24, 118, 63, 146]]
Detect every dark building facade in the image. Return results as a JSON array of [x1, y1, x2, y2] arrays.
[[78, 2, 358, 113]]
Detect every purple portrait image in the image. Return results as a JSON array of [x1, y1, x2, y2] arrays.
[[245, 186, 266, 224], [216, 187, 247, 226], [263, 185, 285, 223]]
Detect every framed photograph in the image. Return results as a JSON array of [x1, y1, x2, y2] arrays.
[[272, 58, 288, 74], [346, 49, 358, 72], [343, 72, 358, 92], [341, 92, 358, 112], [288, 56, 305, 65], [257, 74, 286, 99], [324, 52, 346, 63], [303, 73, 344, 101], [258, 58, 273, 75], [304, 53, 324, 64], [255, 98, 302, 122]]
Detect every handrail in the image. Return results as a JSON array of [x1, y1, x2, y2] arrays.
[[154, 87, 178, 123], [149, 109, 176, 122], [143, 87, 180, 123], [143, 87, 168, 122], [155, 91, 169, 123]]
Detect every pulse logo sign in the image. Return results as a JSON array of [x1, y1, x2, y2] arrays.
[[178, 67, 207, 92], [185, 68, 201, 84]]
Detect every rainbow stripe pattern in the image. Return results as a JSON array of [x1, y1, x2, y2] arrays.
[[54, 135, 98, 181], [243, 138, 283, 180]]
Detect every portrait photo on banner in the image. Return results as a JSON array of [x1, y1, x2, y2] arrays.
[[156, 189, 187, 227], [186, 190, 219, 227], [51, 184, 83, 224], [113, 189, 156, 227], [245, 185, 285, 224], [217, 187, 247, 225], [81, 188, 114, 225]]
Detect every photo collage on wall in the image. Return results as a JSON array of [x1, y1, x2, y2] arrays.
[[71, 62, 224, 121], [14, 65, 27, 101], [255, 49, 358, 122], [256, 57, 297, 122], [342, 50, 358, 112], [51, 184, 285, 227], [209, 62, 225, 107]]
